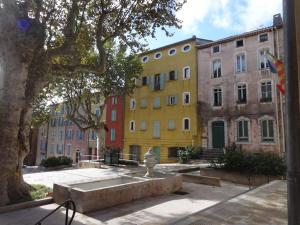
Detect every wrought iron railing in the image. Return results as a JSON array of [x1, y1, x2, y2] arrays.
[[34, 199, 76, 225]]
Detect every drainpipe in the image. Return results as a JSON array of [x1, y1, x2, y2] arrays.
[[283, 0, 300, 224]]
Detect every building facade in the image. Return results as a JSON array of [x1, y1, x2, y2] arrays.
[[124, 37, 211, 163], [198, 17, 284, 154], [105, 95, 124, 152]]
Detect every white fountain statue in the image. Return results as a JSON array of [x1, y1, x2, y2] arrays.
[[144, 147, 157, 177]]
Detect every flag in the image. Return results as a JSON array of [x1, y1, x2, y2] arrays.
[[266, 52, 285, 94]]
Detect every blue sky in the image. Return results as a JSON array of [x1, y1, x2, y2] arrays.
[[146, 0, 283, 50]]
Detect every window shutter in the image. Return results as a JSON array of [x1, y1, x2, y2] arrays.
[[146, 76, 150, 85], [149, 76, 154, 91], [160, 73, 165, 90], [166, 96, 169, 105], [174, 95, 178, 104], [174, 70, 178, 80]]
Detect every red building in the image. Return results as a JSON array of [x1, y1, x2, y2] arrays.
[[105, 95, 124, 151]]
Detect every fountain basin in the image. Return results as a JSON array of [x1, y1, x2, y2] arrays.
[[53, 174, 182, 213]]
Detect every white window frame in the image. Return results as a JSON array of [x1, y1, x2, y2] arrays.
[[111, 109, 117, 121], [168, 48, 177, 56], [168, 95, 176, 105], [112, 97, 117, 105], [130, 98, 136, 110], [141, 56, 149, 63], [66, 144, 72, 156], [235, 117, 251, 144], [212, 87, 223, 107], [183, 66, 191, 80], [258, 116, 276, 144], [183, 117, 191, 131], [129, 120, 135, 132], [154, 52, 162, 60], [259, 79, 273, 103], [110, 128, 116, 141], [183, 92, 191, 105], [258, 47, 271, 70], [235, 52, 246, 74], [211, 58, 222, 78], [235, 83, 248, 104], [181, 44, 191, 53]]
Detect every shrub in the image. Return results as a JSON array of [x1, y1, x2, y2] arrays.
[[41, 156, 73, 168], [118, 159, 139, 166], [210, 144, 286, 177]]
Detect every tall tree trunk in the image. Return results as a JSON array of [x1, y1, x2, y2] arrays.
[[0, 20, 30, 205]]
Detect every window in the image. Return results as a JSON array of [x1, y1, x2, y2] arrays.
[[213, 88, 222, 106], [142, 56, 149, 63], [129, 120, 135, 132], [91, 130, 97, 140], [130, 99, 136, 109], [169, 70, 177, 80], [259, 33, 268, 42], [236, 39, 244, 47], [59, 130, 63, 140], [66, 129, 73, 140], [95, 108, 101, 117], [237, 84, 247, 104], [168, 48, 176, 56], [67, 145, 72, 156], [110, 128, 116, 141], [259, 48, 270, 70], [154, 52, 162, 59], [154, 74, 161, 90], [261, 119, 275, 142], [212, 59, 221, 78], [112, 97, 117, 104], [111, 109, 117, 121], [212, 45, 220, 53], [235, 53, 246, 73], [168, 120, 175, 130], [153, 120, 160, 138], [260, 81, 272, 102], [183, 92, 190, 104], [142, 76, 148, 85], [168, 147, 178, 158], [167, 96, 177, 105], [183, 66, 191, 80], [183, 118, 190, 131], [77, 130, 84, 140], [237, 120, 249, 142], [153, 97, 160, 108], [140, 120, 146, 131], [140, 99, 147, 108], [182, 44, 191, 52]]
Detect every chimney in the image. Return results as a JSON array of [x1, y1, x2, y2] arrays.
[[273, 14, 283, 28]]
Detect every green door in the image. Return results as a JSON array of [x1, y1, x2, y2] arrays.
[[212, 121, 225, 149], [153, 146, 161, 163]]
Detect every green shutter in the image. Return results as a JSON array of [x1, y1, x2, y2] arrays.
[[160, 73, 165, 90]]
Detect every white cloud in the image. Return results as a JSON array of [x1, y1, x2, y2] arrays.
[[176, 0, 282, 34]]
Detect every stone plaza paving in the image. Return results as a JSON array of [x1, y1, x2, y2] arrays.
[[0, 166, 287, 225]]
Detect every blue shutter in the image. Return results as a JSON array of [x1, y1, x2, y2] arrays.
[[174, 70, 178, 80]]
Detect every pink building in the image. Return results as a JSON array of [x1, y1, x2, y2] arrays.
[[197, 15, 284, 154]]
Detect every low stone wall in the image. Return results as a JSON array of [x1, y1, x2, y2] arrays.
[[201, 168, 283, 186], [54, 174, 182, 213], [182, 174, 221, 187], [78, 161, 102, 169]]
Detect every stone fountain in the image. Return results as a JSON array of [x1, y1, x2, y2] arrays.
[[144, 148, 157, 177]]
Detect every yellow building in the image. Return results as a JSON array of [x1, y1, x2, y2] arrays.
[[124, 37, 211, 163]]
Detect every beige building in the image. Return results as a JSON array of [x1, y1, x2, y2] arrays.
[[197, 15, 284, 154]]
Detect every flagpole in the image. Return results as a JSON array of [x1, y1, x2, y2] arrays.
[[283, 0, 300, 224]]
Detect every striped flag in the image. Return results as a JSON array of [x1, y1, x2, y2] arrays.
[[266, 52, 285, 94]]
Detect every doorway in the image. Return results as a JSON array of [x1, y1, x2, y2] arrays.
[[211, 121, 225, 149]]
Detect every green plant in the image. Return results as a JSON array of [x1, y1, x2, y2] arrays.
[[178, 147, 190, 164], [41, 156, 73, 168]]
